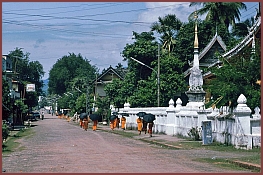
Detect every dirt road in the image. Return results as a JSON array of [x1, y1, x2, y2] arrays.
[[2, 113, 253, 173]]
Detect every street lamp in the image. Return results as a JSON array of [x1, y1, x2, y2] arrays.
[[130, 57, 160, 107]]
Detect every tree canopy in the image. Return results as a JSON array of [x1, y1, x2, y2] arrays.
[[189, 2, 247, 30], [48, 53, 97, 95], [8, 48, 45, 108]]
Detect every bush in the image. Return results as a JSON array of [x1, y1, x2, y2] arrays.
[[2, 123, 10, 142], [188, 127, 201, 141]]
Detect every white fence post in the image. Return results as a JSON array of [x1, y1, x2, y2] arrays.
[[233, 94, 252, 149], [166, 99, 176, 135]]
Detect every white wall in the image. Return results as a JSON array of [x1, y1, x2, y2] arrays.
[[118, 95, 261, 150]]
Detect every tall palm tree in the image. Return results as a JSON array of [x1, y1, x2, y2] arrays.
[[189, 2, 247, 30], [151, 14, 182, 53]]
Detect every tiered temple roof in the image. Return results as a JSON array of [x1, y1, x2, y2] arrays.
[[184, 15, 261, 79]]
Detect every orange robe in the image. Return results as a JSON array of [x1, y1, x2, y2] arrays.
[[113, 118, 117, 128], [110, 120, 115, 130], [79, 119, 83, 128], [142, 120, 147, 134], [137, 118, 142, 132], [148, 122, 154, 137], [83, 118, 89, 131], [93, 120, 98, 131], [121, 117, 126, 130]]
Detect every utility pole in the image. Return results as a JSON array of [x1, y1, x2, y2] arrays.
[[157, 43, 160, 107], [86, 84, 89, 114]]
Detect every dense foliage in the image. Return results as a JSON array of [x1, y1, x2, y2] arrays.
[[2, 79, 12, 121], [8, 48, 45, 108], [109, 2, 260, 110], [48, 53, 98, 115], [48, 53, 97, 95], [4, 2, 260, 118], [205, 40, 261, 111]]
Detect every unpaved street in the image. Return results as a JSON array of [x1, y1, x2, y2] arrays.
[[2, 113, 253, 173]]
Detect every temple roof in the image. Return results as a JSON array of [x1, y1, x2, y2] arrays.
[[198, 33, 226, 61], [96, 65, 125, 83], [223, 16, 261, 59], [189, 32, 226, 67], [184, 14, 261, 79], [184, 32, 226, 77]]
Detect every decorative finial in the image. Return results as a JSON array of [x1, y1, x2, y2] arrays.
[[194, 10, 198, 19], [194, 10, 198, 49]]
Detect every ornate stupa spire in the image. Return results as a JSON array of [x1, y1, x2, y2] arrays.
[[185, 10, 206, 105], [193, 11, 199, 68], [194, 11, 198, 48]]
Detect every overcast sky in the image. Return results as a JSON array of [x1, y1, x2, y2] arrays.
[[2, 2, 259, 80]]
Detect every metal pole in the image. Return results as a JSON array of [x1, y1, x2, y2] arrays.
[[157, 44, 160, 107], [86, 84, 88, 114]]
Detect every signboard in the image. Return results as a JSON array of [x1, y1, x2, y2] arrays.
[[26, 84, 35, 92]]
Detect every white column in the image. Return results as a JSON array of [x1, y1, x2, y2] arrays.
[[234, 94, 252, 135]]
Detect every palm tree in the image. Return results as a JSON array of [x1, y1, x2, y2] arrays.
[[232, 17, 255, 38], [189, 2, 247, 30], [151, 14, 182, 53]]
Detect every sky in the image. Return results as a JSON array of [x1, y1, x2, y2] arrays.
[[2, 2, 259, 80]]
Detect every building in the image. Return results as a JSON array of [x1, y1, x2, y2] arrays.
[[183, 13, 261, 104], [92, 65, 126, 111]]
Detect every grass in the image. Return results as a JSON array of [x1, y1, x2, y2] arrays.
[[2, 128, 35, 156], [98, 127, 261, 172], [195, 157, 256, 172], [161, 138, 261, 165]]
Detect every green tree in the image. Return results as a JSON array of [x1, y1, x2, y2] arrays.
[[189, 2, 247, 30], [120, 31, 159, 107], [15, 99, 28, 122], [73, 93, 86, 114], [48, 53, 96, 95], [151, 14, 182, 53], [232, 17, 255, 38], [155, 54, 187, 106], [127, 79, 156, 107], [205, 42, 260, 110], [2, 79, 12, 121], [104, 79, 124, 109], [95, 96, 111, 122], [2, 123, 10, 142], [122, 31, 158, 82], [8, 48, 45, 109]]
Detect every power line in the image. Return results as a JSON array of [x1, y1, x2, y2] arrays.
[[3, 20, 133, 38], [2, 2, 132, 12], [3, 12, 152, 25], [2, 2, 188, 23], [3, 2, 257, 25]]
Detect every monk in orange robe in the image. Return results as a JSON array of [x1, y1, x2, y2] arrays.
[[79, 119, 83, 128], [121, 116, 126, 130], [93, 120, 98, 131], [148, 122, 154, 137], [137, 117, 143, 135], [113, 118, 117, 128], [142, 120, 147, 134], [110, 119, 115, 130], [83, 117, 89, 131]]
